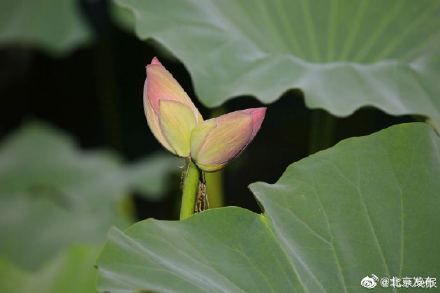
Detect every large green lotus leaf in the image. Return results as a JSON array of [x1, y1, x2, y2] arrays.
[[96, 123, 440, 292], [0, 0, 92, 54], [0, 122, 178, 269], [115, 0, 440, 127], [0, 245, 99, 293]]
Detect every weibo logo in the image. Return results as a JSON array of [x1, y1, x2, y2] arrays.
[[361, 274, 379, 289]]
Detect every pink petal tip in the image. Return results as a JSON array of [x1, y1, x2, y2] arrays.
[[151, 57, 162, 65], [244, 107, 266, 138]]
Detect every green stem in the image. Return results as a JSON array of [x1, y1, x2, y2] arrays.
[[180, 159, 200, 220], [205, 171, 224, 208]]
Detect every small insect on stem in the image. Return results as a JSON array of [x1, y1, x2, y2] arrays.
[[195, 172, 209, 213]]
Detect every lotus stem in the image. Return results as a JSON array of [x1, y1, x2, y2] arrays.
[[180, 159, 200, 220], [205, 171, 224, 208]]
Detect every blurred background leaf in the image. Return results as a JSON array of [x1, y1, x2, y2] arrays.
[[110, 0, 133, 34], [0, 0, 93, 55], [0, 121, 179, 271], [115, 0, 440, 128], [0, 245, 99, 293], [97, 123, 440, 292], [122, 153, 182, 201]]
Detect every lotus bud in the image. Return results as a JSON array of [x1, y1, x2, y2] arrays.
[[144, 57, 203, 157], [190, 107, 266, 172]]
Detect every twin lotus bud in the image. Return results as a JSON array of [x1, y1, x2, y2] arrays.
[[144, 57, 266, 172]]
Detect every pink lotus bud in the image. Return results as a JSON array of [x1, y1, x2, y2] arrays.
[[144, 57, 203, 156], [190, 107, 266, 172]]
